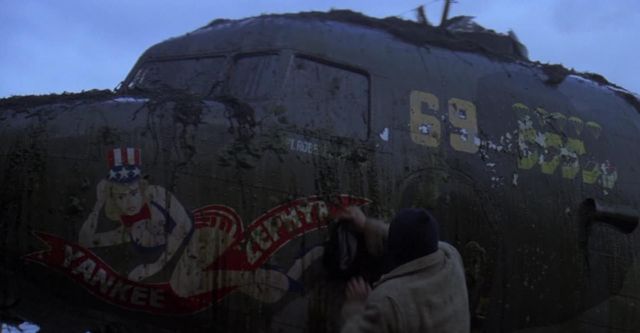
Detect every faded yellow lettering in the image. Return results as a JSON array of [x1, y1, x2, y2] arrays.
[[516, 111, 538, 170], [409, 90, 441, 147], [448, 98, 479, 153], [561, 138, 586, 179], [540, 133, 562, 175], [549, 112, 567, 131], [568, 117, 583, 136], [582, 161, 601, 184], [518, 150, 539, 170], [534, 107, 550, 126], [586, 121, 602, 139], [512, 103, 529, 112]]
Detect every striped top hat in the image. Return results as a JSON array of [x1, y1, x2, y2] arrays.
[[107, 147, 142, 183]]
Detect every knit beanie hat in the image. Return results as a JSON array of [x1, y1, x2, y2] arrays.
[[387, 208, 439, 267]]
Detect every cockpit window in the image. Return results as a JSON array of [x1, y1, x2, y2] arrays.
[[127, 57, 226, 96], [228, 54, 280, 100], [281, 56, 370, 139]]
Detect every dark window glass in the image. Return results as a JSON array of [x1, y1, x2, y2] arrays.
[[281, 57, 369, 139], [229, 54, 280, 100], [127, 57, 226, 96]]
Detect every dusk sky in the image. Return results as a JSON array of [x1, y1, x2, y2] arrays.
[[0, 2, 639, 332], [1, 0, 639, 98]]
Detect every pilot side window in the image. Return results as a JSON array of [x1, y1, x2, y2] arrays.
[[229, 54, 280, 101], [281, 56, 369, 139], [127, 57, 226, 96]]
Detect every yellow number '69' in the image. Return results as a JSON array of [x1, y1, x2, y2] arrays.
[[409, 90, 478, 154], [410, 91, 441, 147]]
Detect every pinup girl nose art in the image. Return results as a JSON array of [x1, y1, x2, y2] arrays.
[[26, 147, 367, 314]]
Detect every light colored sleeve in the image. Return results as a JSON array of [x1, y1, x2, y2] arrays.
[[362, 218, 390, 257], [439, 241, 465, 270], [341, 295, 402, 333]]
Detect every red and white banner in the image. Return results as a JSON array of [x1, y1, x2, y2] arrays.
[[24, 232, 218, 314], [209, 195, 370, 271], [24, 195, 369, 315]]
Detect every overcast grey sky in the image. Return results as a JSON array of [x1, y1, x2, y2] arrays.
[[1, 0, 639, 98]]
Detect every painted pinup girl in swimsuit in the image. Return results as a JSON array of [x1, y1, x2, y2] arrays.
[[79, 148, 321, 303]]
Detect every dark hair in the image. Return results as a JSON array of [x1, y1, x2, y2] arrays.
[[387, 208, 439, 267]]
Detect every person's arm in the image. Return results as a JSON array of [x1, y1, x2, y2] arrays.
[[128, 186, 192, 281], [361, 218, 389, 257], [340, 277, 401, 333], [341, 276, 370, 321], [79, 179, 127, 248], [341, 301, 400, 333], [337, 206, 389, 257]]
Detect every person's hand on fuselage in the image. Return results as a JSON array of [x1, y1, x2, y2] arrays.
[[336, 206, 367, 233], [345, 276, 371, 304]]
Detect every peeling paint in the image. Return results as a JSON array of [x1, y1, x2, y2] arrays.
[[459, 128, 469, 142], [490, 176, 504, 188], [513, 102, 618, 188], [534, 132, 546, 147], [484, 140, 504, 152], [418, 123, 433, 135], [379, 127, 389, 142]]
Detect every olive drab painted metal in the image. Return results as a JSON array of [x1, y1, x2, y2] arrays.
[[1, 10, 640, 332]]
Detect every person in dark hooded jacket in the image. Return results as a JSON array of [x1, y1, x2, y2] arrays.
[[338, 206, 469, 333]]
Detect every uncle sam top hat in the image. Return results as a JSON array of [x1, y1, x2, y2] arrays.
[[107, 147, 142, 183]]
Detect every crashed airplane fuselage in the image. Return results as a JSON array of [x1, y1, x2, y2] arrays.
[[1, 10, 640, 332]]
